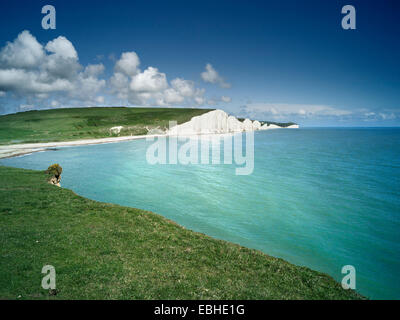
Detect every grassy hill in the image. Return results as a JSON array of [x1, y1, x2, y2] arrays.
[[0, 107, 212, 145], [0, 165, 363, 300]]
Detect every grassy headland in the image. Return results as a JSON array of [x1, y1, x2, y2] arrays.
[[0, 165, 363, 299], [0, 107, 212, 145]]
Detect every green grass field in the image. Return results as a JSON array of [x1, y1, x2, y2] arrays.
[[0, 165, 363, 299], [0, 107, 212, 145]]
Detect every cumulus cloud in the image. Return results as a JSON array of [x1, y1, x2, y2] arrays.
[[171, 78, 195, 97], [130, 67, 168, 92], [0, 31, 109, 112], [110, 52, 206, 107], [0, 68, 74, 93], [0, 30, 44, 69], [114, 52, 140, 76], [110, 72, 130, 100], [84, 63, 105, 77], [201, 63, 231, 88], [45, 36, 78, 59], [2, 31, 396, 126], [162, 87, 185, 104], [0, 30, 217, 114], [74, 72, 106, 101]]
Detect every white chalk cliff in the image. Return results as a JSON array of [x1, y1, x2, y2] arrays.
[[167, 109, 298, 135]]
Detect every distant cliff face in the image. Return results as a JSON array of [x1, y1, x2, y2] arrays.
[[167, 109, 298, 135]]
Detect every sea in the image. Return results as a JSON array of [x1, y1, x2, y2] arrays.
[[1, 128, 399, 299]]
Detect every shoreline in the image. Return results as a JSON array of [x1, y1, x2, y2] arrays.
[[0, 165, 364, 299], [0, 129, 299, 160], [0, 134, 164, 159], [0, 108, 299, 159]]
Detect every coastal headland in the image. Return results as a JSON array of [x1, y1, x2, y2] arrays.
[[0, 107, 298, 159]]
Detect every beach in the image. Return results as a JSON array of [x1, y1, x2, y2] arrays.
[[0, 134, 163, 159], [0, 109, 298, 159]]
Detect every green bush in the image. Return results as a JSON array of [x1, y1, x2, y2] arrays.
[[45, 164, 62, 179]]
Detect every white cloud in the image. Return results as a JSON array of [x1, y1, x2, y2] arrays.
[[0, 68, 74, 93], [379, 112, 396, 120], [162, 88, 185, 104], [171, 78, 195, 97], [95, 96, 105, 104], [0, 31, 106, 109], [42, 36, 81, 80], [35, 93, 49, 99], [194, 96, 205, 105], [221, 95, 231, 103], [0, 30, 212, 113], [201, 63, 231, 88], [360, 110, 398, 122], [45, 36, 78, 59], [114, 52, 140, 76], [240, 103, 352, 118], [74, 73, 106, 101], [110, 72, 130, 100], [43, 54, 80, 80], [201, 64, 218, 83], [237, 103, 355, 123], [84, 64, 105, 77], [154, 78, 205, 106], [130, 67, 168, 92], [110, 52, 207, 107], [0, 30, 44, 69]]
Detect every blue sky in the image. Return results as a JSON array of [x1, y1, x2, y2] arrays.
[[0, 0, 399, 126]]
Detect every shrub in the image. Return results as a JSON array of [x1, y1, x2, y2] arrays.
[[46, 164, 62, 179]]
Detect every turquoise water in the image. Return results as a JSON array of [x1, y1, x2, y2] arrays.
[[1, 128, 399, 299]]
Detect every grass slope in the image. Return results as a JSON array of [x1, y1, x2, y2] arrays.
[[0, 107, 212, 145], [0, 166, 363, 300]]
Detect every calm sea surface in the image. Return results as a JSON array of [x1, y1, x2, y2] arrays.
[[2, 128, 399, 299]]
